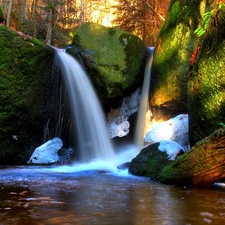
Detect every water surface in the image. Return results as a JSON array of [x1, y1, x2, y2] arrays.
[[0, 166, 225, 225]]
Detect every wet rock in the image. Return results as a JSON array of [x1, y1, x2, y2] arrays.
[[117, 162, 131, 170], [68, 22, 148, 106], [188, 7, 225, 146], [145, 114, 189, 151], [129, 141, 184, 179], [150, 0, 202, 118], [28, 138, 63, 165], [0, 26, 55, 164], [57, 148, 76, 165], [107, 88, 141, 138]]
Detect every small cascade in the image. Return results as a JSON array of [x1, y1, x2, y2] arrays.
[[134, 47, 154, 151], [55, 49, 115, 163]]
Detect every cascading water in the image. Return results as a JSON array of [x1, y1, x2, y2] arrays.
[[55, 49, 115, 163], [134, 47, 154, 151]]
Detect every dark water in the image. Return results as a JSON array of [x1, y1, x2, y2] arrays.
[[0, 166, 225, 225]]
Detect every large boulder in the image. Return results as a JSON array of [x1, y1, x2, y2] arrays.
[[188, 5, 225, 145], [28, 138, 63, 164], [150, 0, 202, 120], [145, 114, 189, 151], [0, 26, 56, 164], [130, 128, 225, 187], [28, 138, 76, 165], [129, 141, 184, 179], [68, 22, 148, 107]]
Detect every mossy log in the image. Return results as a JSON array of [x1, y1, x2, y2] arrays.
[[159, 128, 225, 186]]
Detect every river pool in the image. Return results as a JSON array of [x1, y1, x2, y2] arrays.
[[0, 165, 225, 225]]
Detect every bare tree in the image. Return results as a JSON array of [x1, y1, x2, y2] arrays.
[[31, 0, 38, 37], [17, 0, 28, 28], [46, 0, 54, 45], [6, 0, 12, 27]]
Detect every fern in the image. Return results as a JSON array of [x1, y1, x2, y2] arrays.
[[194, 9, 214, 37], [219, 122, 225, 128]]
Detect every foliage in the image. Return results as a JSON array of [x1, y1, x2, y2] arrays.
[[0, 0, 170, 46], [219, 122, 225, 128], [188, 3, 225, 145], [0, 6, 3, 21], [112, 0, 169, 45], [194, 10, 215, 37], [194, 3, 224, 37], [170, 1, 180, 25]]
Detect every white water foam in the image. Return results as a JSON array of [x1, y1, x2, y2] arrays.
[[48, 144, 137, 177]]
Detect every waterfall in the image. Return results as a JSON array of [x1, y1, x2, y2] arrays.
[[134, 47, 154, 151], [55, 49, 115, 163]]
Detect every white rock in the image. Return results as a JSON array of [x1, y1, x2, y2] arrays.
[[158, 140, 184, 160], [145, 114, 190, 152], [116, 121, 130, 137], [28, 138, 63, 164], [107, 88, 141, 138], [109, 120, 130, 138], [118, 88, 141, 123]]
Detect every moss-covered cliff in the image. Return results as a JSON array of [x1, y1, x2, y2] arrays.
[[188, 3, 225, 145], [0, 26, 55, 164], [150, 0, 202, 119]]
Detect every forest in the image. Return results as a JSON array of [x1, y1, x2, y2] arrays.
[[0, 0, 169, 46]]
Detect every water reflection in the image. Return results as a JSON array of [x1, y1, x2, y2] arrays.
[[0, 167, 225, 225]]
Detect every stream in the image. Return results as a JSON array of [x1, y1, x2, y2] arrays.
[[0, 165, 225, 225]]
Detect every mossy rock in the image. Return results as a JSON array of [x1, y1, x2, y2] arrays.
[[150, 0, 202, 119], [159, 128, 225, 186], [129, 143, 171, 180], [0, 26, 55, 164], [188, 5, 225, 145], [69, 22, 148, 106]]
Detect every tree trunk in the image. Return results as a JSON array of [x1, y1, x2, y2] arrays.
[[17, 0, 27, 28], [31, 0, 38, 37], [159, 128, 225, 186], [25, 0, 28, 20], [46, 3, 53, 45], [6, 0, 12, 27]]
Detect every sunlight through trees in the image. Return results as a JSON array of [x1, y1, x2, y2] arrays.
[[0, 0, 169, 46]]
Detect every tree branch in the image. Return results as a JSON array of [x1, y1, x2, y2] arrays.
[[146, 2, 165, 21]]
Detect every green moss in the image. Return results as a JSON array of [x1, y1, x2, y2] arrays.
[[71, 22, 147, 99], [108, 27, 117, 36], [0, 6, 4, 21], [159, 154, 192, 184], [74, 23, 126, 68], [151, 0, 204, 112], [27, 38, 42, 46], [159, 128, 225, 185], [0, 27, 55, 164], [170, 1, 180, 25], [152, 24, 193, 107], [188, 6, 225, 145], [119, 33, 147, 83], [129, 143, 171, 179], [160, 0, 202, 36]]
